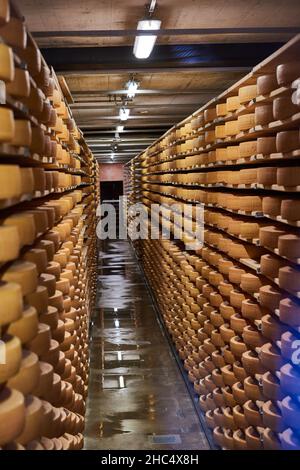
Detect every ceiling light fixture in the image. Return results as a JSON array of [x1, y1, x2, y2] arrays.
[[117, 125, 124, 132], [119, 107, 130, 121], [133, 1, 161, 59], [126, 79, 139, 98]]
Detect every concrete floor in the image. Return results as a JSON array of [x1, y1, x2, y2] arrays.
[[84, 240, 209, 450]]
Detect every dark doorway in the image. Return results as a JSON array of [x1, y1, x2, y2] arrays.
[[101, 181, 123, 201]]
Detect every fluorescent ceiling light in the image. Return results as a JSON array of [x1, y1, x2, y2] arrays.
[[133, 19, 161, 59], [117, 125, 124, 132], [119, 107, 130, 121], [126, 79, 139, 98]]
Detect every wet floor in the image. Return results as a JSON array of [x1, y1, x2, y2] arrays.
[[84, 240, 209, 450]]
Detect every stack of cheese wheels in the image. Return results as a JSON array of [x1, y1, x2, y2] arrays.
[[126, 35, 300, 451], [0, 0, 98, 451]]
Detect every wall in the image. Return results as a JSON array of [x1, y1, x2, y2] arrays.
[[99, 163, 124, 182]]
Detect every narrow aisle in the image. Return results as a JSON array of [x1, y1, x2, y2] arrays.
[[84, 240, 209, 450]]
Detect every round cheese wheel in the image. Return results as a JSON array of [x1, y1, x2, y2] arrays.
[[278, 233, 300, 260], [39, 273, 56, 297], [239, 140, 257, 158], [239, 168, 258, 185], [259, 285, 282, 311], [257, 166, 277, 186], [0, 164, 22, 198], [0, 334, 22, 384], [226, 96, 240, 112], [39, 306, 59, 331], [216, 103, 227, 116], [277, 167, 300, 187], [276, 130, 299, 153], [257, 74, 278, 95], [2, 212, 36, 247], [237, 113, 255, 131], [6, 68, 30, 99], [26, 323, 51, 356], [16, 395, 43, 445], [0, 281, 23, 326], [273, 95, 299, 121], [25, 285, 48, 315], [225, 120, 239, 136], [281, 199, 300, 221], [2, 261, 38, 296], [240, 273, 262, 294], [259, 225, 286, 249], [7, 350, 40, 395], [32, 361, 54, 398], [239, 84, 257, 104], [260, 254, 285, 279], [36, 240, 55, 262], [23, 248, 48, 275], [241, 298, 265, 320], [278, 265, 300, 294], [12, 119, 32, 147], [262, 196, 282, 216], [255, 104, 273, 126], [48, 290, 64, 312], [26, 209, 48, 234], [40, 339, 60, 367], [0, 388, 25, 446], [277, 62, 300, 87], [257, 136, 277, 155], [0, 43, 14, 82], [20, 167, 34, 195], [45, 261, 61, 281], [226, 145, 240, 160], [7, 305, 39, 344], [204, 107, 216, 123]]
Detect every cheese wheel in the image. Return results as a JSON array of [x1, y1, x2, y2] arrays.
[[226, 96, 240, 112], [40, 339, 60, 367], [2, 261, 38, 296], [0, 282, 23, 326], [277, 62, 300, 87], [204, 107, 216, 123], [239, 140, 257, 158], [277, 167, 300, 187], [279, 297, 300, 327], [25, 285, 48, 316], [7, 305, 39, 344], [0, 388, 25, 446], [36, 239, 55, 262], [26, 210, 48, 234], [32, 361, 54, 398], [257, 136, 277, 155], [262, 196, 282, 217], [7, 350, 40, 395], [259, 225, 286, 249], [276, 130, 299, 153], [257, 167, 277, 186], [240, 273, 262, 294], [20, 168, 34, 195], [281, 199, 300, 221], [237, 113, 255, 131], [273, 96, 299, 121], [216, 103, 227, 116], [255, 104, 273, 126], [240, 221, 260, 239], [241, 298, 265, 320], [39, 273, 56, 297], [239, 84, 257, 104], [278, 234, 300, 260], [0, 16, 26, 48], [11, 120, 32, 148], [279, 266, 300, 294], [257, 74, 278, 95], [225, 120, 239, 136], [260, 254, 285, 279], [40, 306, 59, 331], [0, 164, 23, 200], [215, 125, 226, 139], [26, 323, 51, 356], [6, 68, 30, 98], [43, 231, 60, 251], [239, 168, 257, 185], [0, 225, 20, 262], [0, 0, 9, 25], [0, 334, 22, 383], [2, 212, 36, 247], [259, 285, 282, 311], [23, 248, 48, 275], [226, 145, 240, 160], [16, 395, 43, 445], [0, 43, 14, 82]]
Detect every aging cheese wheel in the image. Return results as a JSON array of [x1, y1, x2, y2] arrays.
[[26, 323, 51, 356], [0, 334, 22, 383], [216, 103, 227, 116], [273, 96, 299, 121], [6, 68, 30, 98], [262, 196, 282, 216], [259, 285, 282, 311], [239, 84, 257, 104], [257, 136, 277, 155], [2, 212, 36, 247], [277, 62, 300, 87], [26, 209, 48, 234], [277, 167, 300, 187], [215, 125, 226, 139], [276, 130, 299, 153], [204, 107, 216, 123], [7, 305, 39, 344], [259, 225, 286, 249], [281, 199, 300, 221], [0, 281, 23, 326], [7, 350, 40, 395], [0, 388, 25, 446], [260, 254, 285, 279], [33, 361, 54, 398], [0, 225, 20, 262], [237, 113, 255, 131], [226, 96, 240, 112], [0, 164, 23, 199], [0, 16, 26, 48], [2, 261, 38, 296], [225, 120, 239, 136], [36, 239, 55, 262], [239, 140, 257, 158], [257, 74, 278, 95], [20, 167, 34, 194], [278, 233, 300, 260], [0, 43, 14, 82], [257, 166, 277, 186], [16, 395, 43, 445], [25, 285, 48, 316], [278, 266, 300, 294], [255, 104, 274, 126], [240, 273, 262, 294], [23, 248, 48, 274]]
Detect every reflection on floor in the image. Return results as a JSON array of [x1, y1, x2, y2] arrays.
[[84, 240, 209, 450]]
